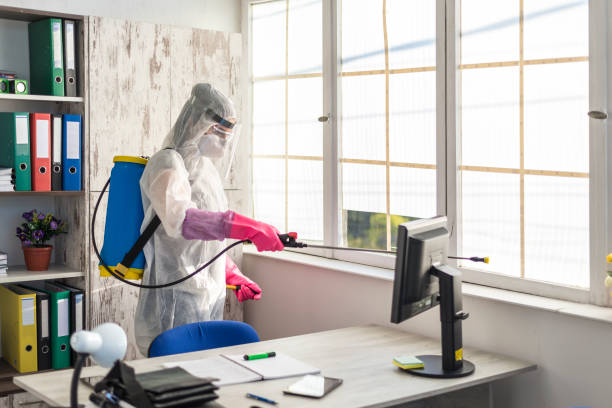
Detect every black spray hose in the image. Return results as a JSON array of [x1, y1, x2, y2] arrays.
[[93, 178, 488, 289], [92, 177, 248, 289]]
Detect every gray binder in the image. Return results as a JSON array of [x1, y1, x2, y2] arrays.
[[63, 20, 77, 97], [51, 114, 62, 190]]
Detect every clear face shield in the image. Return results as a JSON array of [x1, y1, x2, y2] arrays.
[[196, 109, 241, 180]]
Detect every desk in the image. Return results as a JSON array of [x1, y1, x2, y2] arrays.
[[14, 324, 535, 407]]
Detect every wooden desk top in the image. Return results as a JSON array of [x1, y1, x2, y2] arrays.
[[14, 324, 536, 408]]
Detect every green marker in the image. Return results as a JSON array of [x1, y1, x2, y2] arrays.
[[243, 351, 276, 361]]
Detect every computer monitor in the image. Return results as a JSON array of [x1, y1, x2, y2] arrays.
[[390, 216, 475, 378]]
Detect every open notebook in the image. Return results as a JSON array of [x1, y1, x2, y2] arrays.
[[162, 353, 320, 387]]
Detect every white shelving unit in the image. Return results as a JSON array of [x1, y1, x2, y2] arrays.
[[0, 5, 89, 400]]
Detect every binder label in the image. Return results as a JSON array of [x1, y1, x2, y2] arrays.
[[16, 115, 28, 144], [53, 117, 62, 161], [53, 21, 62, 68], [57, 298, 69, 337], [66, 22, 75, 70], [22, 297, 35, 326], [41, 299, 49, 337], [66, 121, 80, 159], [75, 294, 83, 331], [36, 119, 50, 158]]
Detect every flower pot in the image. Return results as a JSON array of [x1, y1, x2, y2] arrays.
[[22, 245, 53, 271]]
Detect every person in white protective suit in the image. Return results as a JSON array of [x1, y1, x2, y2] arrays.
[[134, 83, 284, 356]]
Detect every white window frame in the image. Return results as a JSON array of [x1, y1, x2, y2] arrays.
[[244, 0, 612, 306]]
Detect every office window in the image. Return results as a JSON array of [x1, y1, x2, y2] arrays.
[[248, 0, 607, 303], [251, 0, 324, 242], [339, 0, 437, 251], [458, 0, 589, 288]]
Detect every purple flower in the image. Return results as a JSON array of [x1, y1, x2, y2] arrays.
[[16, 227, 22, 234], [38, 213, 45, 220], [33, 230, 44, 241], [23, 240, 31, 246], [50, 221, 58, 230], [22, 211, 33, 222], [18, 233, 26, 242]]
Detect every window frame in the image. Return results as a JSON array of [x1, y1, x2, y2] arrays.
[[245, 0, 611, 306]]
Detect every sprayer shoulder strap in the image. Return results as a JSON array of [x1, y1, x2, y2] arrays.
[[119, 215, 161, 270], [120, 148, 174, 271]]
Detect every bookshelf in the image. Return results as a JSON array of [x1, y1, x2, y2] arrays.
[[0, 5, 89, 399]]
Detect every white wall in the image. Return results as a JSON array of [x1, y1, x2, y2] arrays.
[[0, 0, 241, 32], [243, 254, 611, 408]]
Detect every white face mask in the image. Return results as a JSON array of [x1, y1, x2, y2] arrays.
[[197, 133, 227, 158]]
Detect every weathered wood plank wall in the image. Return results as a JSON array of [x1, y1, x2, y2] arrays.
[[88, 16, 244, 359]]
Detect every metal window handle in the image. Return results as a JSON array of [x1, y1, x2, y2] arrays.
[[588, 111, 608, 119], [318, 115, 329, 122]]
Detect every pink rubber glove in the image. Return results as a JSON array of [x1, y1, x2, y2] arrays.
[[226, 255, 262, 302], [228, 212, 284, 252]]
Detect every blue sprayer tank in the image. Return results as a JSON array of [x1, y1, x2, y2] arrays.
[[98, 156, 148, 280]]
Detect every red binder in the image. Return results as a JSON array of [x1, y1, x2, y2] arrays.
[[30, 113, 52, 191]]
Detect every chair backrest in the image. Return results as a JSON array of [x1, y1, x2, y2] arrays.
[[148, 320, 260, 357]]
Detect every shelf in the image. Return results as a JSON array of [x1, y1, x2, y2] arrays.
[[0, 191, 84, 197], [0, 94, 83, 103], [0, 6, 84, 23], [0, 359, 57, 397], [0, 264, 84, 284], [0, 359, 22, 397]]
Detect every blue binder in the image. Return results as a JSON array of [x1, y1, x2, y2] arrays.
[[62, 114, 81, 191]]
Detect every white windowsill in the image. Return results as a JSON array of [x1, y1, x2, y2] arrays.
[[243, 246, 612, 326]]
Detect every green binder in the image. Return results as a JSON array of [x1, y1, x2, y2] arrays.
[[28, 18, 64, 96], [22, 281, 71, 369], [0, 112, 31, 191]]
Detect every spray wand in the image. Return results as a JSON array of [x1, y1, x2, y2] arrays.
[[276, 232, 489, 264]]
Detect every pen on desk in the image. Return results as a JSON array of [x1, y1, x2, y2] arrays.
[[246, 393, 278, 406], [243, 351, 276, 360]]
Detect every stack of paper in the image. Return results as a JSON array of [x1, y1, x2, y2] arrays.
[[0, 167, 14, 192], [0, 251, 7, 275], [162, 353, 320, 387]]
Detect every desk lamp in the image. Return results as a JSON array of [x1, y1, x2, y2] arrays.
[[70, 323, 127, 408]]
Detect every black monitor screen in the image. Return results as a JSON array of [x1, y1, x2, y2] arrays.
[[390, 217, 449, 324]]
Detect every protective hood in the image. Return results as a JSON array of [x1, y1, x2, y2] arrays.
[[162, 83, 239, 179]]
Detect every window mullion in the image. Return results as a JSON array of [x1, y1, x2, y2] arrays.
[[323, 0, 340, 253], [436, 0, 447, 222], [589, 0, 609, 305], [445, 0, 460, 262]]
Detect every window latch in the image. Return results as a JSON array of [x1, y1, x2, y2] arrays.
[[588, 111, 608, 120]]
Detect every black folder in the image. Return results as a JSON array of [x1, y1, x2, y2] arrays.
[[51, 114, 62, 190], [17, 285, 51, 371], [63, 20, 77, 97], [50, 281, 85, 365]]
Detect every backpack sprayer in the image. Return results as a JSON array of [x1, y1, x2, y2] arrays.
[[93, 156, 488, 290]]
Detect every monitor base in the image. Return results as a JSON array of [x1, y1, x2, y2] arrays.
[[405, 355, 475, 378]]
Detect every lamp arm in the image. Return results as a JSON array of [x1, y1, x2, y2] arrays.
[[70, 353, 88, 408]]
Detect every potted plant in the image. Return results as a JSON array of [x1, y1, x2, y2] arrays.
[[16, 209, 67, 271]]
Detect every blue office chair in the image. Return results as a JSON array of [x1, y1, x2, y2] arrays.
[[148, 320, 260, 357]]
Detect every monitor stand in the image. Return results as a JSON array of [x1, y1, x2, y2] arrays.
[[408, 264, 475, 378]]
